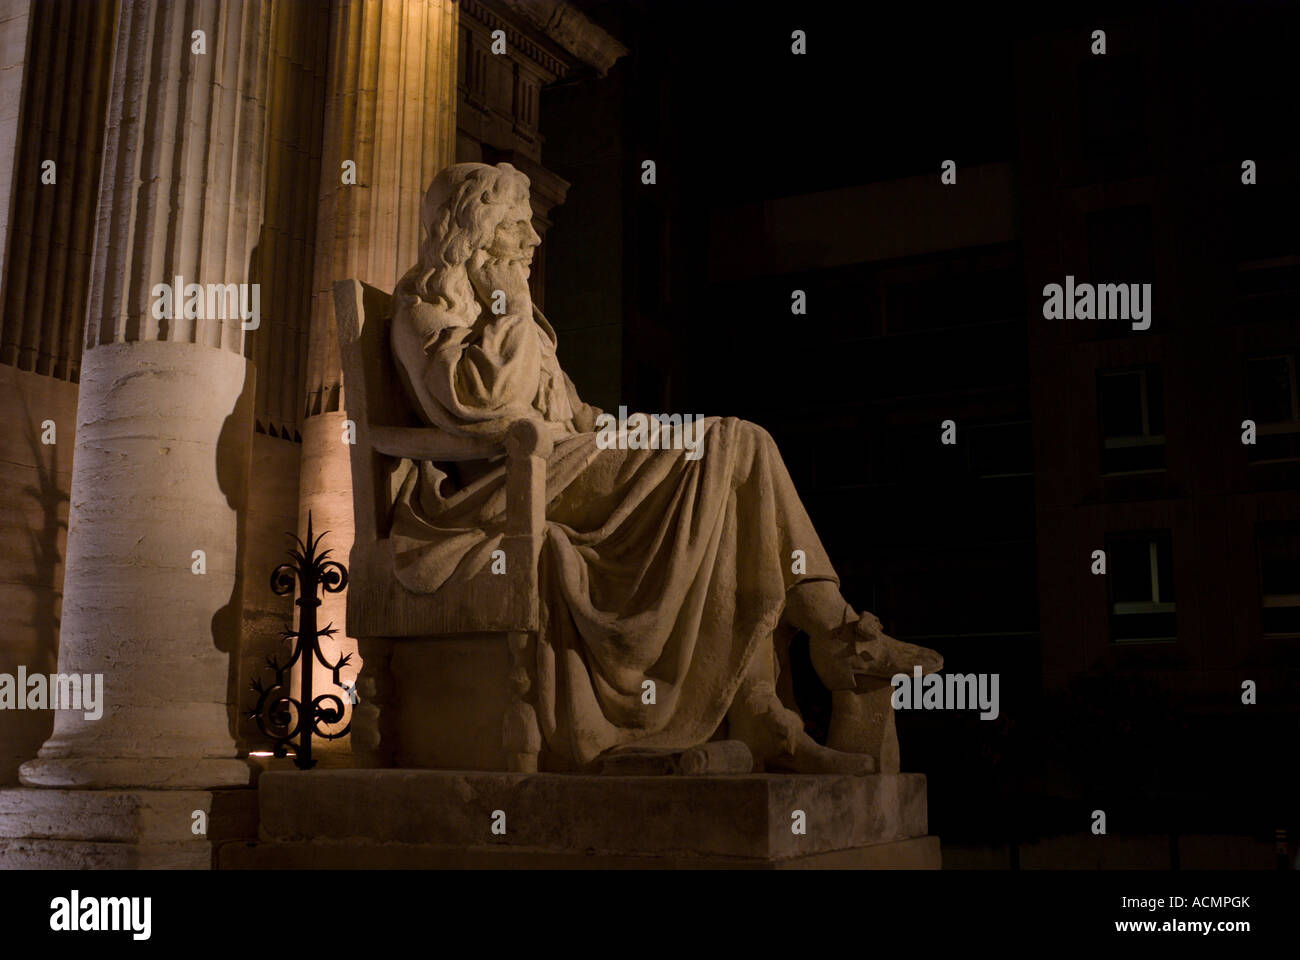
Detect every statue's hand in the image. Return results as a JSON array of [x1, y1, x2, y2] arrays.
[[469, 249, 532, 318]]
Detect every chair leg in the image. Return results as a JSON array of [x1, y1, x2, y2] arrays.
[[502, 630, 542, 772], [826, 679, 901, 774], [351, 636, 395, 768]]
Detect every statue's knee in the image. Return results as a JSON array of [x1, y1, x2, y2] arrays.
[[734, 418, 776, 453]]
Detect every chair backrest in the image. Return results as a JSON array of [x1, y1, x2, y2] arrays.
[[333, 279, 418, 542]]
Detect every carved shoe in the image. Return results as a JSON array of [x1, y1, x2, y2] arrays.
[[809, 613, 943, 691]]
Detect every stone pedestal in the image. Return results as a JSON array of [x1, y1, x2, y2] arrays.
[[220, 769, 940, 869]]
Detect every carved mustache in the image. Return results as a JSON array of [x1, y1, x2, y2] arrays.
[[480, 253, 532, 268]]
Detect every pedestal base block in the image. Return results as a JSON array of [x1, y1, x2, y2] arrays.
[[234, 769, 938, 869]]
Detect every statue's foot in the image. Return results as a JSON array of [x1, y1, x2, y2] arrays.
[[729, 679, 875, 775], [809, 613, 943, 691], [766, 729, 877, 776]]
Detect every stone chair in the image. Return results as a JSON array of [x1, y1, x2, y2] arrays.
[[333, 279, 549, 773]]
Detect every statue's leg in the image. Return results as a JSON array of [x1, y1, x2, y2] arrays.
[[351, 637, 394, 768], [783, 579, 856, 642], [781, 581, 939, 773], [727, 639, 875, 775]]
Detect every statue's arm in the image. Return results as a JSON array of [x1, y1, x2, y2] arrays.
[[529, 303, 603, 432], [440, 312, 542, 414], [403, 298, 543, 426], [562, 369, 603, 433]]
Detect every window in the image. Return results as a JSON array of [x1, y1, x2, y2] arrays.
[[1107, 531, 1176, 643], [1231, 189, 1300, 322], [1245, 354, 1300, 463], [1258, 525, 1300, 638], [1098, 367, 1166, 474]]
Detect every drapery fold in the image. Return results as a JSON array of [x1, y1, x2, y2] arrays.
[[390, 299, 838, 768]]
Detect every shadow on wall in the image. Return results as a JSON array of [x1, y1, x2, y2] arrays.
[[234, 224, 306, 755], [211, 354, 257, 748], [0, 368, 74, 784]]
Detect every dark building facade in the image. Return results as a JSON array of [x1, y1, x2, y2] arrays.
[[542, 0, 1299, 866]]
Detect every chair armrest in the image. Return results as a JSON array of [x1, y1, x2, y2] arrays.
[[370, 419, 555, 464], [503, 420, 551, 540], [370, 426, 503, 462], [503, 418, 554, 461]]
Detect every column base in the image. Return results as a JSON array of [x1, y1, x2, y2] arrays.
[[0, 786, 258, 869]]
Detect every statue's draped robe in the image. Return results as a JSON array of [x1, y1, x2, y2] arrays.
[[389, 290, 838, 769]]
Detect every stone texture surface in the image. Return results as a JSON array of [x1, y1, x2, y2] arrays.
[[20, 343, 254, 789], [0, 839, 213, 870], [85, 0, 271, 353], [0, 787, 256, 842], [218, 834, 940, 870], [497, 0, 628, 77], [257, 769, 929, 862], [0, 0, 115, 380], [0, 365, 77, 785], [247, 0, 328, 440], [388, 636, 513, 770], [0, 786, 257, 869], [0, 0, 31, 323]]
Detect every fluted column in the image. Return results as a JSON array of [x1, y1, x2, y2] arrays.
[[297, 0, 458, 764], [20, 0, 272, 789], [0, 0, 116, 381]]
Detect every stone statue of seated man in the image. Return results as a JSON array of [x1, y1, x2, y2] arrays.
[[387, 161, 942, 775]]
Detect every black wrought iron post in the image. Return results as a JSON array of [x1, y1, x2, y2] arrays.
[[248, 512, 352, 770]]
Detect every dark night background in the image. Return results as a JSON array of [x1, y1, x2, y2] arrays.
[[538, 0, 1300, 866]]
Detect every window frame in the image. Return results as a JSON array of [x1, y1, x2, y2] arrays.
[[1106, 530, 1177, 644], [1098, 366, 1167, 476]]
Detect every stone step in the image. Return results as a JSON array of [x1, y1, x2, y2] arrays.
[[0, 838, 212, 869], [257, 769, 930, 862], [0, 787, 258, 869], [218, 835, 941, 869]]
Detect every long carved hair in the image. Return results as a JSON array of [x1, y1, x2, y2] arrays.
[[396, 162, 533, 329]]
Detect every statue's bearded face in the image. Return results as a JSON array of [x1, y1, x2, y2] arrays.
[[466, 196, 540, 314], [487, 198, 542, 268]]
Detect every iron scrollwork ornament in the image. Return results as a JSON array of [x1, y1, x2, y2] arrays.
[[248, 512, 352, 770]]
